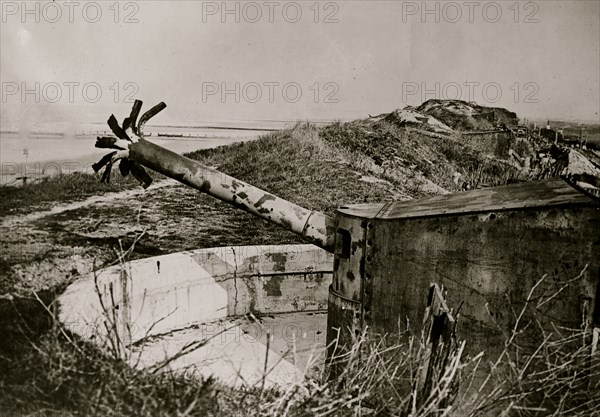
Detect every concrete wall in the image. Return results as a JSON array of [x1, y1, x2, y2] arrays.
[[59, 244, 333, 344]]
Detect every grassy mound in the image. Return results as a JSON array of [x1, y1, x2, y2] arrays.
[[416, 99, 519, 131], [319, 118, 526, 191], [186, 123, 402, 215]]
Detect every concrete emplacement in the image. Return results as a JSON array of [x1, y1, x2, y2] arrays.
[[59, 244, 333, 388]]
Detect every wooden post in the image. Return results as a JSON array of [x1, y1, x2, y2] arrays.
[[416, 283, 459, 408]]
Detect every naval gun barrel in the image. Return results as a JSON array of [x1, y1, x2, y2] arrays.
[[94, 100, 336, 253]]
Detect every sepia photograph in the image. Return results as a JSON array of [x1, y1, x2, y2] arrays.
[[1, 1, 599, 416]]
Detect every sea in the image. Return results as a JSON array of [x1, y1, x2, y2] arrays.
[[0, 121, 299, 186]]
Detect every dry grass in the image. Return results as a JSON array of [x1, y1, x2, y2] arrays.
[[186, 123, 410, 215], [318, 119, 534, 193], [6, 257, 595, 417]]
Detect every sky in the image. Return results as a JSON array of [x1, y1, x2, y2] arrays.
[[1, 0, 599, 130]]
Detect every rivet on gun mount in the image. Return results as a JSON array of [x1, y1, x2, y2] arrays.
[[93, 100, 166, 188]]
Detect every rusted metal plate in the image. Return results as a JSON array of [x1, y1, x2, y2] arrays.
[[366, 205, 600, 359], [338, 179, 598, 221], [377, 178, 597, 219], [329, 179, 600, 394]]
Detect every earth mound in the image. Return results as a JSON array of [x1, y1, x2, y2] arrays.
[[370, 108, 453, 134], [416, 99, 519, 131]]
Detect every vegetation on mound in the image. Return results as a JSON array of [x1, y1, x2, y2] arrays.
[[186, 123, 404, 215], [319, 119, 527, 191], [0, 119, 547, 221], [416, 99, 520, 131]]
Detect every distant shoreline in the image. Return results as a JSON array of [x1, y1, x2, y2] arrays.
[[0, 132, 262, 186], [0, 126, 278, 138], [0, 119, 337, 138]]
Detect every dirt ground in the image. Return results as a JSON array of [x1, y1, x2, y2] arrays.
[[0, 179, 304, 297]]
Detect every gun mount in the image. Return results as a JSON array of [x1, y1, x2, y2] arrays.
[[94, 101, 600, 379]]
